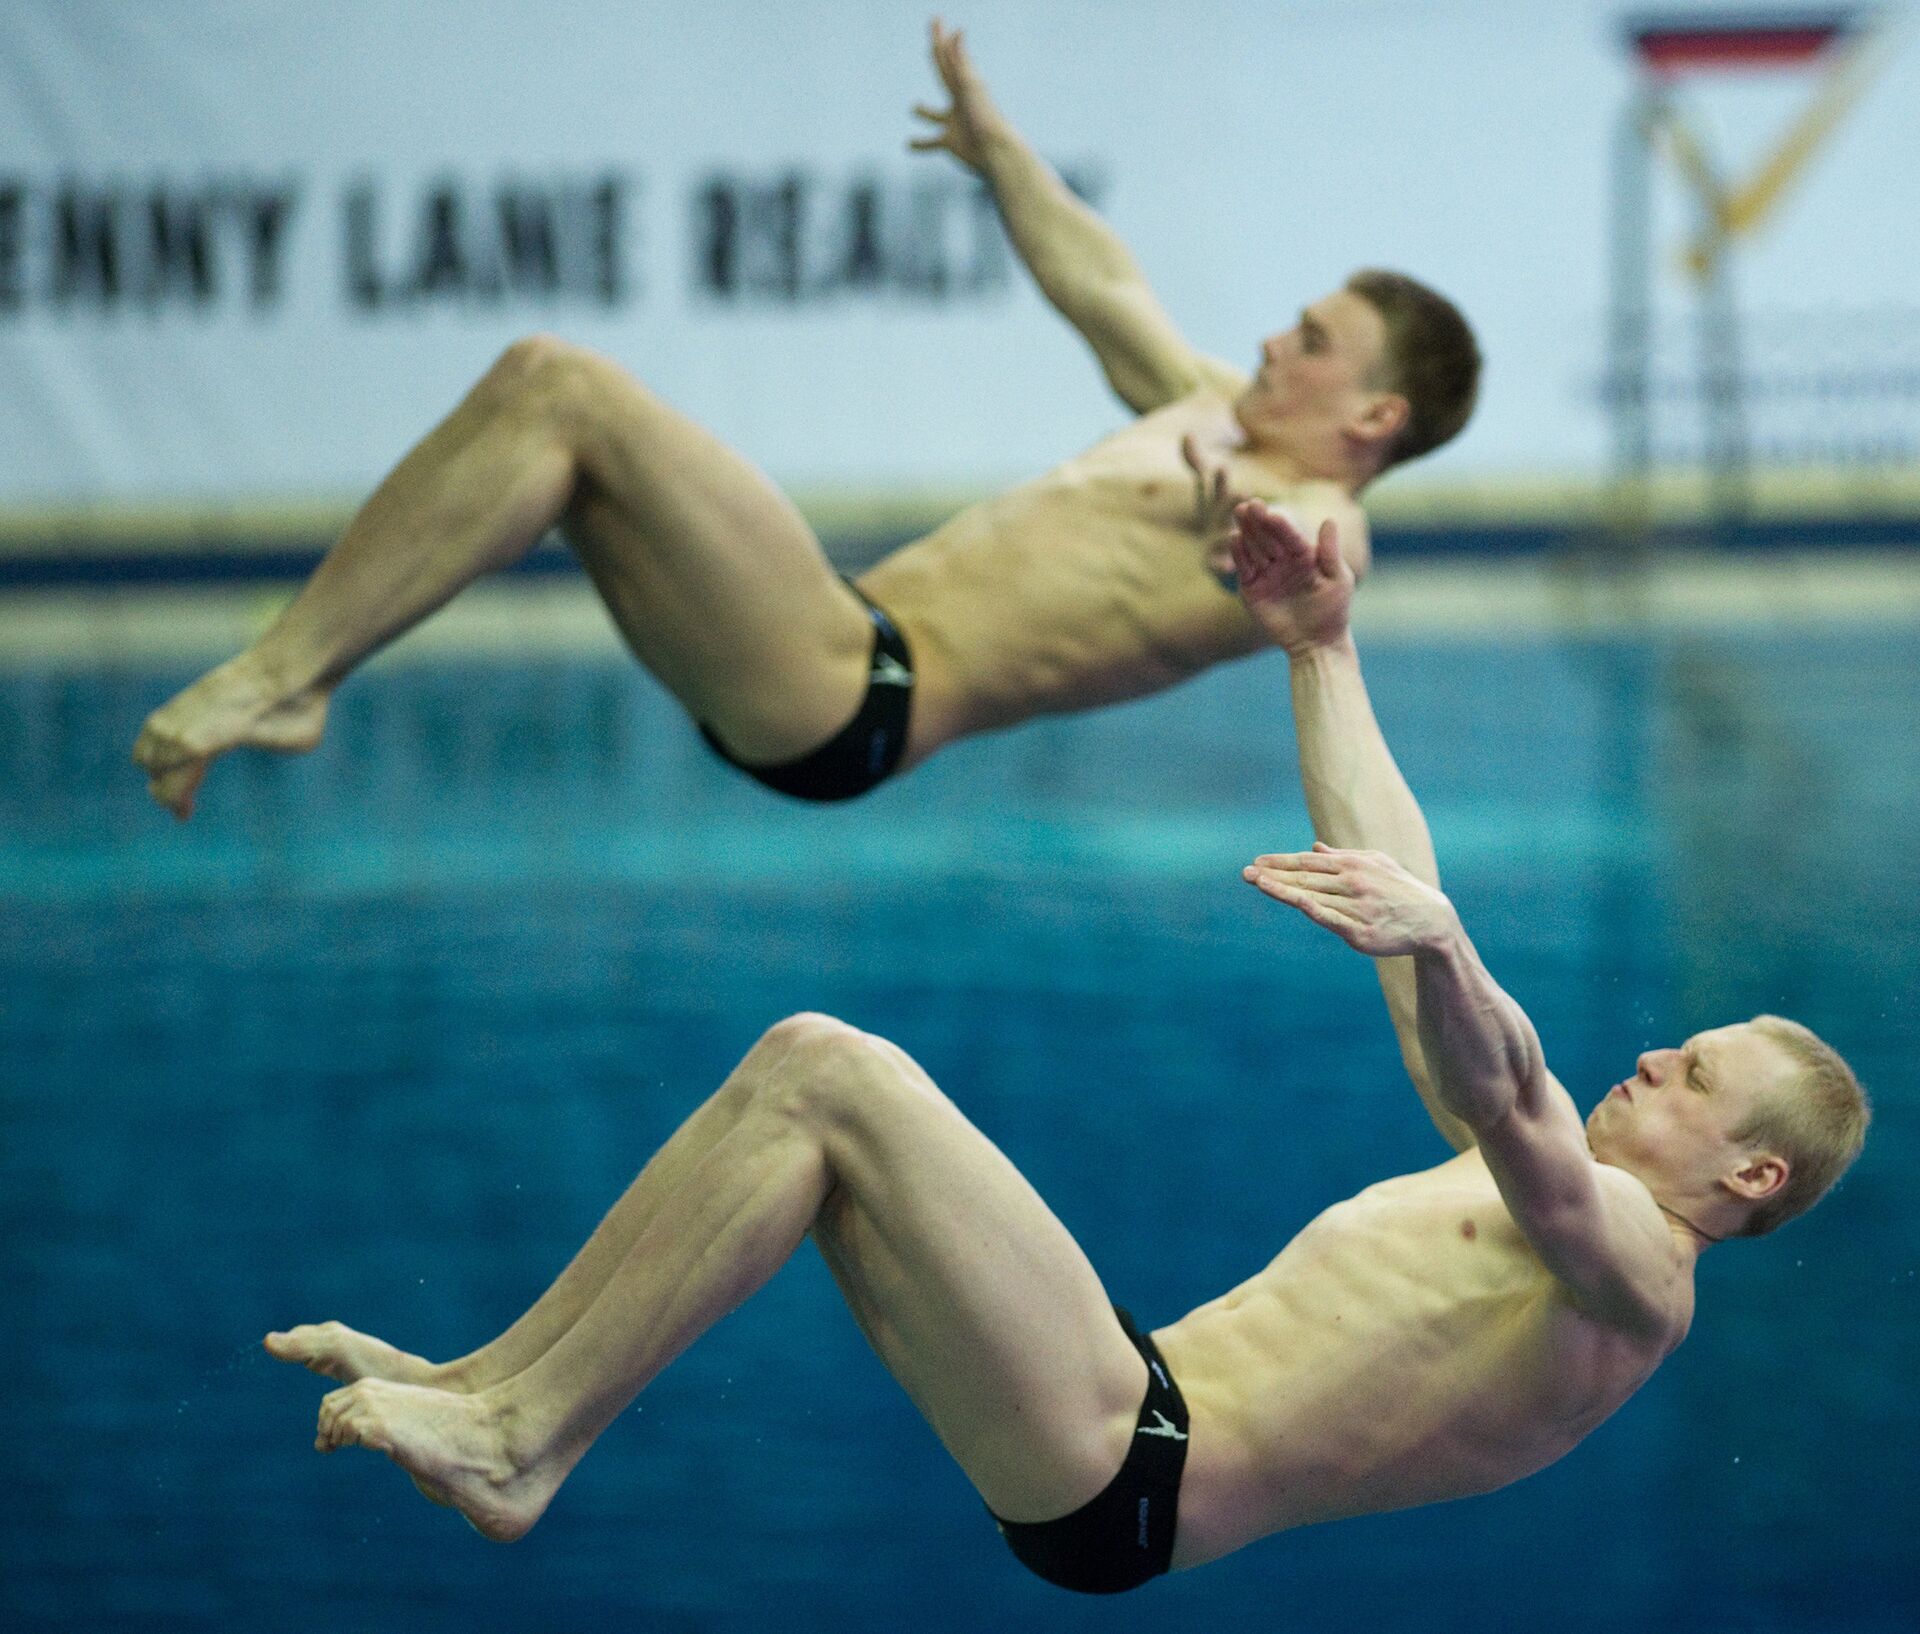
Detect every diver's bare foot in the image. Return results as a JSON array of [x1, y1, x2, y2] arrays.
[[265, 1322, 444, 1388], [133, 653, 330, 819], [315, 1379, 563, 1542]]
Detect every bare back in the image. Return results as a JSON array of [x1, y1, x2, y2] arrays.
[[1153, 1148, 1690, 1568], [858, 391, 1367, 760]]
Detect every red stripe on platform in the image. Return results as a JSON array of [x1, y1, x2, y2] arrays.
[[1633, 26, 1847, 73]]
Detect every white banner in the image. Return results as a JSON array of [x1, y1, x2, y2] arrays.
[[0, 0, 1914, 505]]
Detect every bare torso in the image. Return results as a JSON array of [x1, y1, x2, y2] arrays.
[[856, 390, 1367, 762], [1151, 1147, 1691, 1569]]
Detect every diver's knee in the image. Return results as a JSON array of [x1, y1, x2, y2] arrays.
[[484, 332, 573, 391], [479, 334, 611, 429], [757, 1012, 871, 1086], [757, 1011, 858, 1052], [754, 1014, 893, 1129]]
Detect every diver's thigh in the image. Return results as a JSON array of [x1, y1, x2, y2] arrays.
[[805, 1034, 1147, 1520], [555, 350, 873, 760]]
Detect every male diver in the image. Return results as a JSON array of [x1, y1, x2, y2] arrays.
[[134, 20, 1478, 817], [261, 503, 1866, 1591]]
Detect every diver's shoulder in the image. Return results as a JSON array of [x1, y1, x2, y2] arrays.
[[1279, 479, 1367, 520], [1585, 1162, 1700, 1345], [1271, 483, 1371, 576]]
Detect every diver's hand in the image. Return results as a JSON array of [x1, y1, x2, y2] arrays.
[[909, 19, 1009, 174], [1243, 843, 1459, 958], [1230, 497, 1354, 655]]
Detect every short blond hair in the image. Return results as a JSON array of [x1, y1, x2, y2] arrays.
[[1731, 1016, 1870, 1237]]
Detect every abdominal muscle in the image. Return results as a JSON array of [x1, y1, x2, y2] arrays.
[[856, 393, 1336, 763], [1148, 1154, 1676, 1568]]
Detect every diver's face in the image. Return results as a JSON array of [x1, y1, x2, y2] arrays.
[[1586, 1023, 1791, 1191], [1247, 289, 1389, 423]]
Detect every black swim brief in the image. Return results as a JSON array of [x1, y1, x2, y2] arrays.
[[991, 1306, 1190, 1595], [698, 578, 913, 803]]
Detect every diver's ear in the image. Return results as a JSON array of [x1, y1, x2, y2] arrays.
[[1351, 392, 1409, 451], [1725, 1152, 1789, 1205]]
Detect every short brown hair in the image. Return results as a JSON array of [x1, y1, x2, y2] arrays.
[[1731, 1016, 1870, 1237], [1346, 268, 1481, 471]]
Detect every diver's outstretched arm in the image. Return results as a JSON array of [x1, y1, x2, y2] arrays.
[[1232, 501, 1474, 1152], [911, 19, 1243, 413]]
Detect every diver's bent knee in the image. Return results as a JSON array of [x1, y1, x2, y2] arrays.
[[755, 1014, 895, 1127], [480, 333, 616, 426], [483, 332, 574, 391], [757, 1011, 861, 1053]]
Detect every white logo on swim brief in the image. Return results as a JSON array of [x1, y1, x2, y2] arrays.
[[870, 652, 913, 687], [1150, 1360, 1170, 1390], [1136, 1409, 1187, 1441]]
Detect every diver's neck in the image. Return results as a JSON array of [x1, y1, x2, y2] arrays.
[[1658, 1203, 1725, 1253], [1233, 404, 1375, 494]]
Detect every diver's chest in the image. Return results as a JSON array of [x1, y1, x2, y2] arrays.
[[1324, 1185, 1546, 1287], [1050, 460, 1209, 537]]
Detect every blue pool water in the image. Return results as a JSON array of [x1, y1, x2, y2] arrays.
[[4, 626, 1916, 1632]]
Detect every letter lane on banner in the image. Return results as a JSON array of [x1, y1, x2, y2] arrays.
[[342, 173, 633, 311]]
